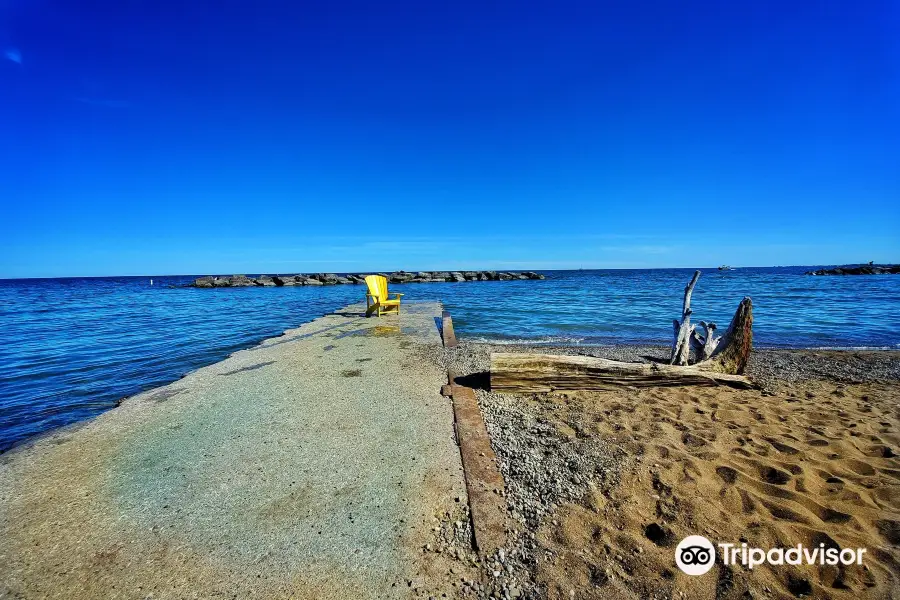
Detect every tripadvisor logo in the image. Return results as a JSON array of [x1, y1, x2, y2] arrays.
[[676, 536, 716, 575], [675, 535, 867, 575]]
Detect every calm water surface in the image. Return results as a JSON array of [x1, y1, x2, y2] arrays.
[[1, 267, 898, 451]]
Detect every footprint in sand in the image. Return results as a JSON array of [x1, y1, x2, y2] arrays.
[[715, 465, 738, 484], [760, 465, 791, 485], [823, 475, 845, 491], [643, 523, 674, 547], [868, 445, 896, 458], [765, 437, 799, 455], [761, 499, 808, 523], [843, 459, 877, 476], [875, 519, 900, 544], [680, 431, 706, 448]]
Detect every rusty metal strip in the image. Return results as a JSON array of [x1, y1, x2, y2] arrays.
[[448, 373, 506, 556], [442, 310, 458, 348]]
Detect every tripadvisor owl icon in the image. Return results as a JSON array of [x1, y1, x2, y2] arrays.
[[676, 535, 716, 575]]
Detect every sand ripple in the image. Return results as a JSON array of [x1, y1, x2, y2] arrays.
[[533, 380, 899, 599]]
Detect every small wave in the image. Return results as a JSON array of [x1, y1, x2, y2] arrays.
[[466, 338, 900, 351], [793, 345, 900, 351], [467, 336, 591, 346]]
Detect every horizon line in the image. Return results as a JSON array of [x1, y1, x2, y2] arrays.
[[2, 263, 889, 281]]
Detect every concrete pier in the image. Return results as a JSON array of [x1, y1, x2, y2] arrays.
[[0, 302, 468, 599]]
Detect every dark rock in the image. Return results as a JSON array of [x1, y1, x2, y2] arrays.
[[272, 275, 298, 286], [449, 272, 466, 282], [212, 276, 232, 287], [302, 278, 323, 286], [498, 272, 514, 280], [806, 264, 900, 276], [308, 273, 337, 284], [194, 276, 215, 288], [228, 275, 256, 287], [256, 275, 277, 287], [390, 271, 414, 284]]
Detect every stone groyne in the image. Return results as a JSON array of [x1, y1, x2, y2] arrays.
[[192, 270, 545, 287], [805, 264, 899, 276]]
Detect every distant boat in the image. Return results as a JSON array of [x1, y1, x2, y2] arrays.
[[718, 265, 732, 271]]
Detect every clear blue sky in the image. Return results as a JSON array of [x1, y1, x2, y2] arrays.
[[1, 1, 898, 277]]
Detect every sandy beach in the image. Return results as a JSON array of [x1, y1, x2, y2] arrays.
[[433, 343, 900, 599]]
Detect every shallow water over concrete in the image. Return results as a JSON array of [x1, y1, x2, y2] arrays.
[[0, 302, 467, 599]]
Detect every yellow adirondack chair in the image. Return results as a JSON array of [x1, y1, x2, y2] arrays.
[[365, 275, 404, 316]]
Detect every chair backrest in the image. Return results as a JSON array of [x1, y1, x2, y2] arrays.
[[365, 275, 389, 301]]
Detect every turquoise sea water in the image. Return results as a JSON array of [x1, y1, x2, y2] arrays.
[[1, 267, 898, 451]]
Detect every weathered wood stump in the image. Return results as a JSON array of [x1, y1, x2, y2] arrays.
[[695, 296, 753, 374], [669, 271, 753, 375]]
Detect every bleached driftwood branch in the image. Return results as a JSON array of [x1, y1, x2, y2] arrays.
[[670, 270, 700, 366], [690, 321, 720, 362]]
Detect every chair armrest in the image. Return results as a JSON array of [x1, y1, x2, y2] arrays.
[[390, 293, 404, 298]]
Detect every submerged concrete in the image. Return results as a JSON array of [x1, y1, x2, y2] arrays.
[[0, 302, 468, 599]]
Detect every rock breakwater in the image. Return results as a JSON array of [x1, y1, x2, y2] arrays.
[[191, 270, 545, 288], [806, 264, 899, 276]]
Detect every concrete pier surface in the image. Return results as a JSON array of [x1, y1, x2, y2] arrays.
[[0, 302, 468, 599]]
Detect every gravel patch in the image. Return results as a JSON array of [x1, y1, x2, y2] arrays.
[[745, 348, 900, 390], [470, 389, 623, 599], [421, 343, 624, 599]]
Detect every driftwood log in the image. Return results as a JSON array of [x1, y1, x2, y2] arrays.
[[490, 353, 755, 393], [488, 271, 755, 393]]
